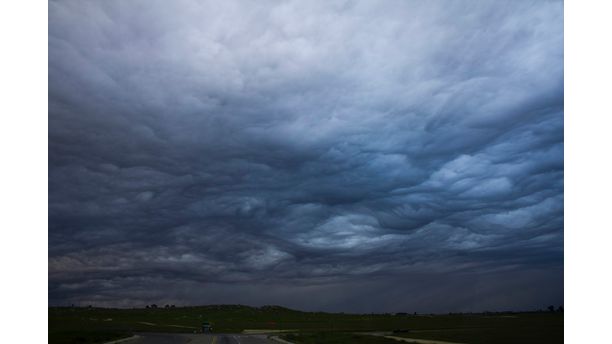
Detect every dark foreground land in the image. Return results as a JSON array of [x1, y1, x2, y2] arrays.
[[120, 333, 275, 344], [49, 305, 563, 344]]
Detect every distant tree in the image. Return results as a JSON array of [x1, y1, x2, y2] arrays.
[[557, 306, 564, 312], [151, 304, 158, 309], [171, 305, 176, 308], [547, 305, 555, 312], [146, 305, 150, 309], [165, 304, 170, 309]]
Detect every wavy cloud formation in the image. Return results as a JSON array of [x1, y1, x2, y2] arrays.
[[49, 0, 563, 312]]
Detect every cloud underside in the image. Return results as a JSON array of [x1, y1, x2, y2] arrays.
[[49, 0, 563, 312]]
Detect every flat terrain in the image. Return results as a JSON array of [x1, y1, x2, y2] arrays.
[[49, 305, 563, 344], [126, 333, 274, 344]]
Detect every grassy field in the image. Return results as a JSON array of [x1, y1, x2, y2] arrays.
[[47, 330, 132, 344], [49, 305, 563, 344], [388, 313, 563, 344], [281, 332, 416, 344]]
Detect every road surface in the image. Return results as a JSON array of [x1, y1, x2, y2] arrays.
[[126, 333, 278, 344]]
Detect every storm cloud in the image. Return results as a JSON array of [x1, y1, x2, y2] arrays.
[[49, 0, 563, 312]]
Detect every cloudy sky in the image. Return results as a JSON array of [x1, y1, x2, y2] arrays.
[[49, 0, 563, 313]]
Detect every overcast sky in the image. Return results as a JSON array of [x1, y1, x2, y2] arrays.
[[49, 0, 563, 313]]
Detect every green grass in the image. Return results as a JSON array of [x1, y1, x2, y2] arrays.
[[49, 305, 563, 344], [281, 332, 415, 344], [48, 330, 131, 344], [392, 313, 563, 344]]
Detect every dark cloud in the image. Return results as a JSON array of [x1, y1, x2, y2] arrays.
[[49, 0, 563, 312]]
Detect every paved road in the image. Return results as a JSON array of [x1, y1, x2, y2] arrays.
[[128, 333, 277, 344]]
